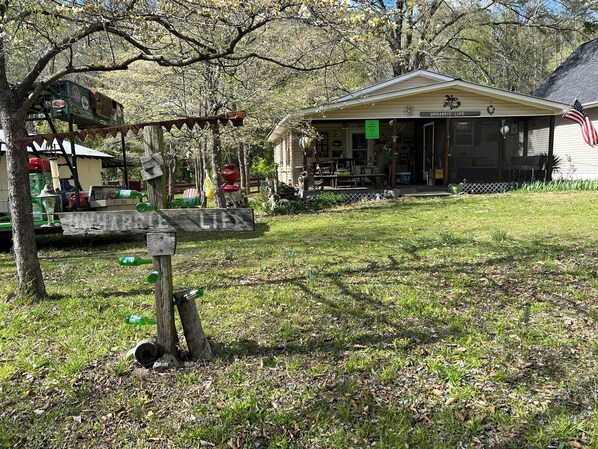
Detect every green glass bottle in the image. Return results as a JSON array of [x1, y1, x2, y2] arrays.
[[118, 256, 153, 266], [116, 189, 147, 200], [146, 271, 162, 283], [168, 197, 200, 207], [173, 288, 204, 305], [136, 202, 156, 212], [125, 315, 157, 325]]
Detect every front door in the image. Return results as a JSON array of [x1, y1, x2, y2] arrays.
[[423, 122, 434, 183], [347, 130, 372, 170]]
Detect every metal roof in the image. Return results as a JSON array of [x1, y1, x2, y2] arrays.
[[0, 130, 113, 159], [534, 39, 598, 105]]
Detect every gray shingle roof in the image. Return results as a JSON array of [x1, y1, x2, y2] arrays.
[[534, 39, 598, 105]]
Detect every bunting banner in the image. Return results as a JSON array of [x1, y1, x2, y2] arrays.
[[12, 111, 246, 149]]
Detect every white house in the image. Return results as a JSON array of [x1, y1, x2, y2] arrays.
[[534, 39, 598, 180], [268, 70, 567, 188]]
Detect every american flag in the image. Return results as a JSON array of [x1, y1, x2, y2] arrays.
[[563, 99, 598, 147]]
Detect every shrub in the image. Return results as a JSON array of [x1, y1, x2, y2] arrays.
[[272, 193, 346, 215]]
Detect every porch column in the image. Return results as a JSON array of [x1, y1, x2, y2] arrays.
[[444, 118, 450, 185], [547, 115, 556, 180], [498, 124, 504, 181], [391, 119, 398, 187]]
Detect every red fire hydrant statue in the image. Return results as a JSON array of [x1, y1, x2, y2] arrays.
[[217, 163, 243, 207]]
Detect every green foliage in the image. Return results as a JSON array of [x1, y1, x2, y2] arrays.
[[490, 229, 508, 242], [250, 157, 276, 178], [517, 180, 598, 192], [272, 193, 346, 215]]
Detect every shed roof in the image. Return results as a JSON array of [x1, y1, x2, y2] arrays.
[[534, 39, 598, 105], [0, 130, 113, 159]]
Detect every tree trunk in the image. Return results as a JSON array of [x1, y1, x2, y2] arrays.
[[243, 143, 251, 195], [0, 102, 46, 300], [209, 124, 226, 208], [167, 143, 177, 203], [236, 142, 245, 192]]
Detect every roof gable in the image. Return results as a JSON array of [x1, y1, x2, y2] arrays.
[[334, 70, 453, 102], [534, 39, 598, 105]]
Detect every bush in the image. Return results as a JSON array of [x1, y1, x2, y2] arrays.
[[272, 193, 346, 215], [517, 180, 598, 192]]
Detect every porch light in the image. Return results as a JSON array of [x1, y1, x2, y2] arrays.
[[499, 120, 509, 138], [37, 184, 60, 227]]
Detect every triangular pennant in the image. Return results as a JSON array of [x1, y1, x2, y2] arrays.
[[33, 135, 44, 146], [109, 128, 119, 138], [98, 129, 109, 138], [164, 123, 174, 132], [174, 120, 185, 131], [185, 118, 195, 130], [130, 125, 140, 136]]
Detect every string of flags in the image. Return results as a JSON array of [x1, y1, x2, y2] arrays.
[[12, 111, 246, 149]]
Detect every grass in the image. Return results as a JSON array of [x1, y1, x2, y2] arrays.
[[0, 191, 597, 448]]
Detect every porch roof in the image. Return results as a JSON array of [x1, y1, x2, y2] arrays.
[[267, 75, 568, 143]]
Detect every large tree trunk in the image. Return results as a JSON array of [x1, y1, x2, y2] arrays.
[[209, 124, 226, 208], [0, 101, 47, 300]]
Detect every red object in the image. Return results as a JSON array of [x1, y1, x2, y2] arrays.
[[28, 158, 51, 173], [68, 192, 88, 210], [128, 180, 142, 191], [218, 163, 240, 192]]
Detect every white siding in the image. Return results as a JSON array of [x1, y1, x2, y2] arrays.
[[304, 88, 557, 121], [0, 156, 106, 214], [552, 107, 598, 179]]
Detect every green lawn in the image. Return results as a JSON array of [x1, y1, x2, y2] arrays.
[[0, 191, 597, 448]]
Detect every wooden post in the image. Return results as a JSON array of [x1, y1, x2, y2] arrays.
[[176, 299, 213, 360], [547, 115, 556, 181], [144, 126, 178, 357], [391, 119, 397, 187], [444, 118, 450, 185]]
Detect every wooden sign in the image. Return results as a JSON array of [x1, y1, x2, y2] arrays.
[[419, 111, 481, 117], [141, 153, 164, 181], [57, 208, 255, 236]]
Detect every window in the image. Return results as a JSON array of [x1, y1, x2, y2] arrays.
[[454, 121, 474, 146]]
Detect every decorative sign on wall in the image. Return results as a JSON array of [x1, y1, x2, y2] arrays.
[[420, 111, 481, 117], [443, 95, 461, 110], [365, 120, 380, 139]]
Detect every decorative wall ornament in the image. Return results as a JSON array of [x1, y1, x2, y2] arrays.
[[443, 95, 461, 110], [487, 105, 496, 115], [404, 104, 414, 116]]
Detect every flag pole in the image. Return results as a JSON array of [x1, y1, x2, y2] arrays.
[[563, 96, 578, 117]]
